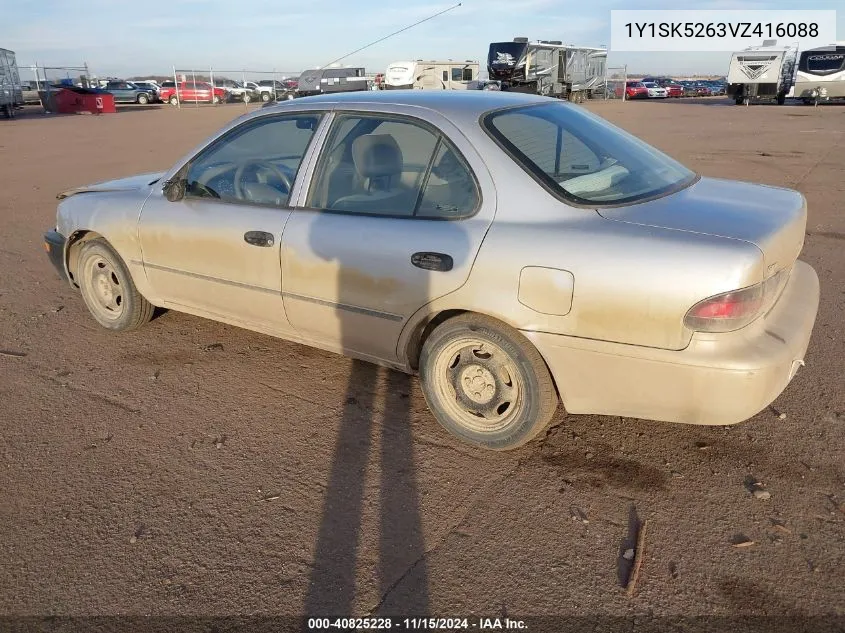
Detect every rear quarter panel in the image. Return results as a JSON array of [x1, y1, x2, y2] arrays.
[[396, 116, 766, 353]]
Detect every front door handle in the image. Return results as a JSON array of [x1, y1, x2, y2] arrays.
[[244, 231, 274, 247], [411, 252, 453, 272]]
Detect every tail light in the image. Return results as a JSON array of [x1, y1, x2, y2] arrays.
[[684, 269, 789, 333]]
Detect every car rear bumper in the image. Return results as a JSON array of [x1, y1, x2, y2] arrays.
[[524, 260, 820, 426], [43, 229, 68, 281]]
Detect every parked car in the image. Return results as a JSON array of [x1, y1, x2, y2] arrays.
[[622, 81, 648, 99], [642, 77, 685, 98], [642, 81, 668, 98], [243, 81, 276, 102], [705, 81, 727, 96], [692, 82, 712, 96], [19, 81, 42, 104], [102, 80, 157, 104], [213, 79, 256, 102], [159, 80, 227, 105], [42, 90, 819, 451], [131, 80, 161, 99]]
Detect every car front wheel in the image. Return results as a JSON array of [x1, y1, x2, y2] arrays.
[[77, 239, 154, 331], [261, 92, 270, 102], [419, 314, 558, 451]]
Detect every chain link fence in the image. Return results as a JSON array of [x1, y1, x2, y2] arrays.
[[603, 66, 628, 100], [151, 67, 302, 110], [16, 63, 94, 107]]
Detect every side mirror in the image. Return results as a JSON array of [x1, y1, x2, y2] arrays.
[[163, 178, 186, 202]]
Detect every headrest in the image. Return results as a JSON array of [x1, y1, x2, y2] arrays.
[[352, 134, 403, 179]]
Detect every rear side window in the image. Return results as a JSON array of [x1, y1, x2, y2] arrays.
[[306, 114, 479, 219]]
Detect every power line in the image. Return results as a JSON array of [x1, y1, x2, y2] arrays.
[[320, 2, 463, 68]]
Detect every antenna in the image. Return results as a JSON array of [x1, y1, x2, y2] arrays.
[[320, 2, 462, 68]]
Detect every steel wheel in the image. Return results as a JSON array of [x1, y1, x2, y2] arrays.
[[81, 253, 125, 323], [76, 239, 155, 331], [419, 313, 558, 451], [430, 337, 524, 434]]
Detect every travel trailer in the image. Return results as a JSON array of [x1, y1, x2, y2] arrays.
[[793, 43, 845, 104], [486, 37, 607, 101], [383, 60, 480, 90], [726, 40, 797, 105], [0, 47, 24, 118], [296, 66, 369, 97]]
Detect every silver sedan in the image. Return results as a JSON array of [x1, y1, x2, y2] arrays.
[[43, 90, 820, 450]]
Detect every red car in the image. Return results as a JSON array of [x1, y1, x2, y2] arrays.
[[664, 83, 684, 97], [620, 81, 648, 99], [159, 81, 227, 105]]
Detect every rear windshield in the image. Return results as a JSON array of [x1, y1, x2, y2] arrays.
[[482, 102, 696, 205]]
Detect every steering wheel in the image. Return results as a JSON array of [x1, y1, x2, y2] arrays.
[[233, 160, 293, 201]]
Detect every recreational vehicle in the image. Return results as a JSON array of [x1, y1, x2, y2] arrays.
[[0, 48, 24, 118], [383, 60, 479, 90], [726, 40, 797, 105], [296, 67, 369, 98], [793, 43, 845, 104], [486, 37, 607, 101]]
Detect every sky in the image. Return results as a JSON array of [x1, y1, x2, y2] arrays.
[[1, 0, 842, 80]]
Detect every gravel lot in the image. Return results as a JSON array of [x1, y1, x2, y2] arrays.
[[1, 98, 843, 632]]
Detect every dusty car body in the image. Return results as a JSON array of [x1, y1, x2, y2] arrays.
[[43, 90, 819, 451]]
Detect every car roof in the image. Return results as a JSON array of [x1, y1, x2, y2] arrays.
[[260, 89, 553, 119]]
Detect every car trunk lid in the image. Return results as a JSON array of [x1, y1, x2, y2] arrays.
[[596, 176, 807, 278]]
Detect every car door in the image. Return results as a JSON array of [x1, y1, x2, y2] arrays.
[[280, 109, 496, 362], [106, 82, 126, 102], [137, 110, 326, 335]]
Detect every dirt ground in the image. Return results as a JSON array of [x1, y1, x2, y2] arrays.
[[1, 98, 843, 632]]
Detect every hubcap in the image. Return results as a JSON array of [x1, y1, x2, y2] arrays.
[[431, 338, 524, 433], [83, 255, 124, 320], [459, 364, 497, 405]]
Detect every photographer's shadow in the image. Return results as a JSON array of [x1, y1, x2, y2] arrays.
[[300, 130, 474, 616]]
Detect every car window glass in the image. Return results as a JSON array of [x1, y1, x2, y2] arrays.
[[306, 114, 478, 219], [490, 112, 601, 175], [416, 142, 479, 218], [184, 114, 322, 207], [485, 102, 695, 204]]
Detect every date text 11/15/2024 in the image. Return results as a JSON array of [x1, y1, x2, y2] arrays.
[[307, 617, 529, 630]]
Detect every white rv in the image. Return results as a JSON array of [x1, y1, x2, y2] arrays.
[[384, 60, 479, 90], [726, 40, 797, 105], [793, 43, 845, 104]]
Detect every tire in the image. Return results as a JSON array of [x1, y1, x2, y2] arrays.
[[169, 95, 179, 105], [243, 94, 252, 103], [76, 239, 154, 331], [137, 93, 149, 105], [212, 95, 221, 104], [735, 96, 744, 105], [776, 93, 786, 105], [261, 92, 270, 102], [419, 313, 558, 451]]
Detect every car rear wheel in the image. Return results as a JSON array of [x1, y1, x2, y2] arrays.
[[419, 314, 558, 451], [137, 93, 149, 105], [261, 92, 270, 102], [77, 239, 154, 331]]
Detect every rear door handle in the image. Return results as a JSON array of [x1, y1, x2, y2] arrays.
[[244, 231, 274, 247], [411, 252, 453, 272]]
